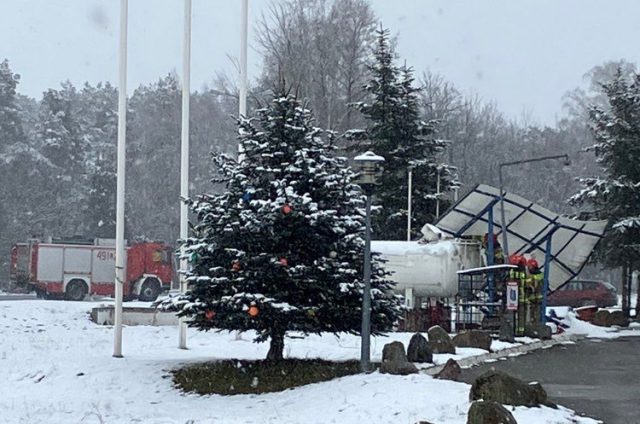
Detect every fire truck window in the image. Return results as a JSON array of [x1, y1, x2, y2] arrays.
[[152, 250, 168, 263]]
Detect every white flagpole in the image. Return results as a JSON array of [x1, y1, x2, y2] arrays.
[[178, 0, 192, 350], [238, 0, 248, 162], [113, 0, 128, 358], [239, 0, 248, 118]]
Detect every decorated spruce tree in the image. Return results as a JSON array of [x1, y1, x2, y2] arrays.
[[162, 89, 402, 360], [349, 28, 457, 240]]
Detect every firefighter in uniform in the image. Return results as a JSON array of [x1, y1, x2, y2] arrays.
[[508, 254, 527, 336], [526, 258, 544, 326], [483, 233, 505, 264]]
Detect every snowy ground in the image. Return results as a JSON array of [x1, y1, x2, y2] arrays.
[[0, 300, 609, 424]]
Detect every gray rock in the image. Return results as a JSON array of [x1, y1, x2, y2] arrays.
[[382, 341, 408, 363], [523, 322, 552, 340], [467, 400, 517, 424], [407, 333, 433, 363], [498, 315, 516, 343], [435, 358, 461, 381], [379, 360, 418, 375], [427, 325, 456, 354], [592, 310, 611, 327], [469, 371, 555, 408], [453, 330, 492, 351], [379, 341, 418, 375], [609, 310, 629, 327]]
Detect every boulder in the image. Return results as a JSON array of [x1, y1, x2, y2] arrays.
[[609, 310, 629, 327], [382, 341, 408, 363], [380, 341, 418, 375], [466, 400, 517, 424], [469, 371, 555, 408], [427, 325, 456, 354], [407, 333, 433, 363], [379, 360, 419, 375], [523, 323, 552, 340], [453, 330, 492, 351], [498, 317, 516, 343], [435, 358, 461, 381], [592, 310, 611, 327]]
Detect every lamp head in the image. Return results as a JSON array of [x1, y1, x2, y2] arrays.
[[354, 151, 385, 187]]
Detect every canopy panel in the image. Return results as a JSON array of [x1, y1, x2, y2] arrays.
[[436, 184, 607, 290]]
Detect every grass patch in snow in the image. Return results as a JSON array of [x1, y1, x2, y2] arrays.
[[173, 359, 363, 395]]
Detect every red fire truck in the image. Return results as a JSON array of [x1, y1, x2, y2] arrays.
[[10, 238, 174, 301]]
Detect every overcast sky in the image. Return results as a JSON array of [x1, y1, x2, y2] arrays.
[[3, 0, 640, 125]]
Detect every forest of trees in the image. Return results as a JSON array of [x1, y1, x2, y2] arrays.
[[0, 0, 635, 284]]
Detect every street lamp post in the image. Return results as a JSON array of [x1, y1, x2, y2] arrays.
[[354, 151, 385, 373], [498, 153, 570, 258], [407, 167, 412, 241]]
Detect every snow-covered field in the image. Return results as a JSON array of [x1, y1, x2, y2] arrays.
[[0, 300, 606, 424]]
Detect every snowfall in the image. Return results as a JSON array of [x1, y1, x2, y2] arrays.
[[1, 299, 638, 424]]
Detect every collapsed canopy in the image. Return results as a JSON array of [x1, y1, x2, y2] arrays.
[[436, 184, 607, 290]]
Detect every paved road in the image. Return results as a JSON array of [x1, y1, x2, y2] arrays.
[[461, 337, 640, 424]]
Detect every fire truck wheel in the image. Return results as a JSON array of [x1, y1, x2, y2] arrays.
[[65, 280, 88, 301], [139, 278, 161, 302]]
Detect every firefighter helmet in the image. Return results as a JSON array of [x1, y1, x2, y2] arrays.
[[527, 258, 540, 272], [509, 254, 526, 266]]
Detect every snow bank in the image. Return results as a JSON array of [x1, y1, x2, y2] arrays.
[[562, 310, 640, 339], [0, 300, 599, 423]]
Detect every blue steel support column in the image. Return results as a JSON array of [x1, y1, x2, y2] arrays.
[[541, 228, 557, 323], [487, 207, 495, 303]]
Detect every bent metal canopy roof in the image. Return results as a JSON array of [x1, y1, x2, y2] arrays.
[[435, 184, 607, 290]]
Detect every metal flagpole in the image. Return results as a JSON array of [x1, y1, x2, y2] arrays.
[[178, 0, 192, 350], [238, 0, 248, 162], [113, 0, 128, 358], [239, 0, 248, 118]]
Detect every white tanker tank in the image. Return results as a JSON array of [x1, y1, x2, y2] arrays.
[[371, 237, 481, 300]]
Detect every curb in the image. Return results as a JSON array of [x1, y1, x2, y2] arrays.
[[423, 333, 585, 376]]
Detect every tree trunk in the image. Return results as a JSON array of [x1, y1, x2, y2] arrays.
[[266, 331, 285, 361], [622, 264, 629, 318]]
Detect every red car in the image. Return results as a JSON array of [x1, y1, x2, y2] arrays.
[[547, 280, 618, 308]]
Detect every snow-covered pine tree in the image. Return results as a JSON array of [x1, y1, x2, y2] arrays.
[[349, 28, 457, 240], [0, 60, 25, 158], [161, 89, 402, 360], [36, 82, 89, 236], [79, 82, 118, 237], [570, 68, 640, 269]]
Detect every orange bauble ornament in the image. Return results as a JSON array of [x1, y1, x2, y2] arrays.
[[279, 257, 288, 266], [248, 306, 259, 317], [282, 204, 293, 215], [205, 310, 216, 320]]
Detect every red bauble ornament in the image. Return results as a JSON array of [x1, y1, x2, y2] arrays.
[[205, 310, 215, 320], [248, 306, 259, 317], [282, 204, 293, 215], [232, 260, 241, 271], [279, 257, 288, 266]]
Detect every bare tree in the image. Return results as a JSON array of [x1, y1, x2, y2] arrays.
[[256, 0, 377, 132]]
